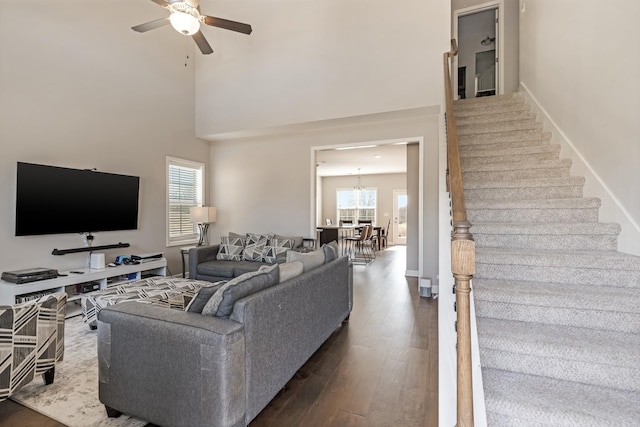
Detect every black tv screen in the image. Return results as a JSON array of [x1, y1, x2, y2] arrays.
[[15, 162, 140, 236]]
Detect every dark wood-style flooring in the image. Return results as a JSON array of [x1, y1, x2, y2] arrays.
[[0, 246, 438, 427]]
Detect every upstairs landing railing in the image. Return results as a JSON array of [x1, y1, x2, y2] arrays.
[[444, 39, 476, 427]]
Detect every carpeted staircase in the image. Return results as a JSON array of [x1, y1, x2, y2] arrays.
[[454, 93, 640, 426]]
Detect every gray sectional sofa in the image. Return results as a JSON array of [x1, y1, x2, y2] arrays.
[[97, 254, 352, 427], [189, 233, 307, 282]]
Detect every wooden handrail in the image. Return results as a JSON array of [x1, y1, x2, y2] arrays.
[[443, 39, 476, 427]]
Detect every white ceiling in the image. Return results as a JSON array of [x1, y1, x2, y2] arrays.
[[315, 143, 407, 177]]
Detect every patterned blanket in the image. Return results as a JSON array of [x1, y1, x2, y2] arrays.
[[80, 277, 215, 329]]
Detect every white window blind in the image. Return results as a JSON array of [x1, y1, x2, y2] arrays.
[[166, 157, 204, 246]]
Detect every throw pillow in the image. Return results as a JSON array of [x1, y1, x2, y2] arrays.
[[322, 241, 339, 263], [243, 233, 272, 262], [286, 249, 325, 272], [273, 234, 304, 249], [202, 264, 279, 318], [262, 238, 295, 264], [217, 236, 245, 261], [279, 261, 304, 283], [185, 282, 225, 313]]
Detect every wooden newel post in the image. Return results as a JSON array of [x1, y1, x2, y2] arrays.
[[452, 221, 475, 427]]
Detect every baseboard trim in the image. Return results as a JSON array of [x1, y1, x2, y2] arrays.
[[519, 83, 640, 256]]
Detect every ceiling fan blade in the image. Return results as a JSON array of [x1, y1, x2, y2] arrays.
[[132, 17, 170, 33], [192, 31, 213, 54], [150, 0, 170, 6], [203, 16, 252, 35]]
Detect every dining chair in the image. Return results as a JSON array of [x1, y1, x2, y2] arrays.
[[380, 219, 391, 249], [344, 225, 372, 263]]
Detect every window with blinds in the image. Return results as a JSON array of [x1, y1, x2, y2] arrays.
[[337, 188, 376, 224], [166, 157, 204, 246]]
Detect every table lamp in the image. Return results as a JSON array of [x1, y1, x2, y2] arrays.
[[189, 206, 217, 246]]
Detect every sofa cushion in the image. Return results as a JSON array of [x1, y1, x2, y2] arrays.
[[216, 236, 245, 261], [278, 261, 304, 283], [262, 238, 295, 264], [243, 233, 272, 262], [286, 249, 325, 272], [202, 264, 280, 318], [232, 260, 270, 276], [197, 260, 237, 278], [273, 234, 304, 249], [185, 283, 225, 313]]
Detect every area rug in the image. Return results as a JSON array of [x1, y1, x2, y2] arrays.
[[10, 314, 147, 427]]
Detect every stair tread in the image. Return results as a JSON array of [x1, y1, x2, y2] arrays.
[[476, 248, 640, 271], [477, 318, 640, 367], [460, 144, 560, 156], [476, 247, 640, 271], [471, 222, 621, 235], [466, 197, 600, 209], [483, 369, 640, 426], [473, 279, 640, 314], [465, 176, 584, 189]]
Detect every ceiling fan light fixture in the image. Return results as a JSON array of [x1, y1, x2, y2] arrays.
[[170, 11, 201, 35]]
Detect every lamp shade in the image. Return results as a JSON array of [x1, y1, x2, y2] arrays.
[[189, 206, 217, 223], [170, 11, 201, 35]]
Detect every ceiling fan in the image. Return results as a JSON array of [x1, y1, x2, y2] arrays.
[[132, 0, 252, 55]]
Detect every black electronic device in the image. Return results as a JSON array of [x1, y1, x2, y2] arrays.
[[1, 267, 59, 284], [131, 253, 163, 262], [15, 162, 140, 236]]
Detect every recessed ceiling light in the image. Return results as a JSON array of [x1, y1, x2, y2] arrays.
[[374, 154, 381, 158], [335, 145, 378, 151]]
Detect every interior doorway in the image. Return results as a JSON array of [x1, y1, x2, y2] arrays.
[[454, 2, 501, 99]]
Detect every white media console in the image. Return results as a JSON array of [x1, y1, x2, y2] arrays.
[[0, 258, 167, 317]]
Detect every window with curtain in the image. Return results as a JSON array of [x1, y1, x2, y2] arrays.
[[337, 188, 376, 224], [166, 157, 204, 246]]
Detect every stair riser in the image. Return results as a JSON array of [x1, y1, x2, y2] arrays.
[[456, 112, 536, 126], [463, 166, 569, 181], [473, 234, 618, 251], [462, 152, 560, 166], [474, 300, 640, 334], [468, 208, 599, 224], [455, 105, 531, 119], [459, 139, 551, 152], [465, 185, 583, 201], [458, 122, 541, 136], [475, 264, 640, 288], [453, 94, 519, 108], [479, 349, 640, 392], [460, 145, 559, 159], [459, 130, 550, 145]]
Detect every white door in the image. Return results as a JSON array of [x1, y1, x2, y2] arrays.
[[393, 190, 407, 245]]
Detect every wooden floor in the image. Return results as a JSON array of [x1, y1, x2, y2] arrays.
[[0, 246, 438, 427], [251, 246, 438, 426]]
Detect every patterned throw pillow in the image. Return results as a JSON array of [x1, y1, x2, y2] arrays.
[[243, 233, 272, 262], [262, 238, 295, 264], [217, 236, 245, 261]]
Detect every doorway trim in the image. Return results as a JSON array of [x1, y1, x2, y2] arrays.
[[453, 0, 504, 100], [310, 137, 424, 278]]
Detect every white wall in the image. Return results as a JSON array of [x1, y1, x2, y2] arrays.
[[209, 113, 441, 283], [0, 1, 210, 274], [519, 0, 640, 254], [320, 172, 406, 239], [196, 0, 451, 138]]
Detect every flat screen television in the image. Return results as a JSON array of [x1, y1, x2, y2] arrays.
[[15, 162, 140, 236]]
